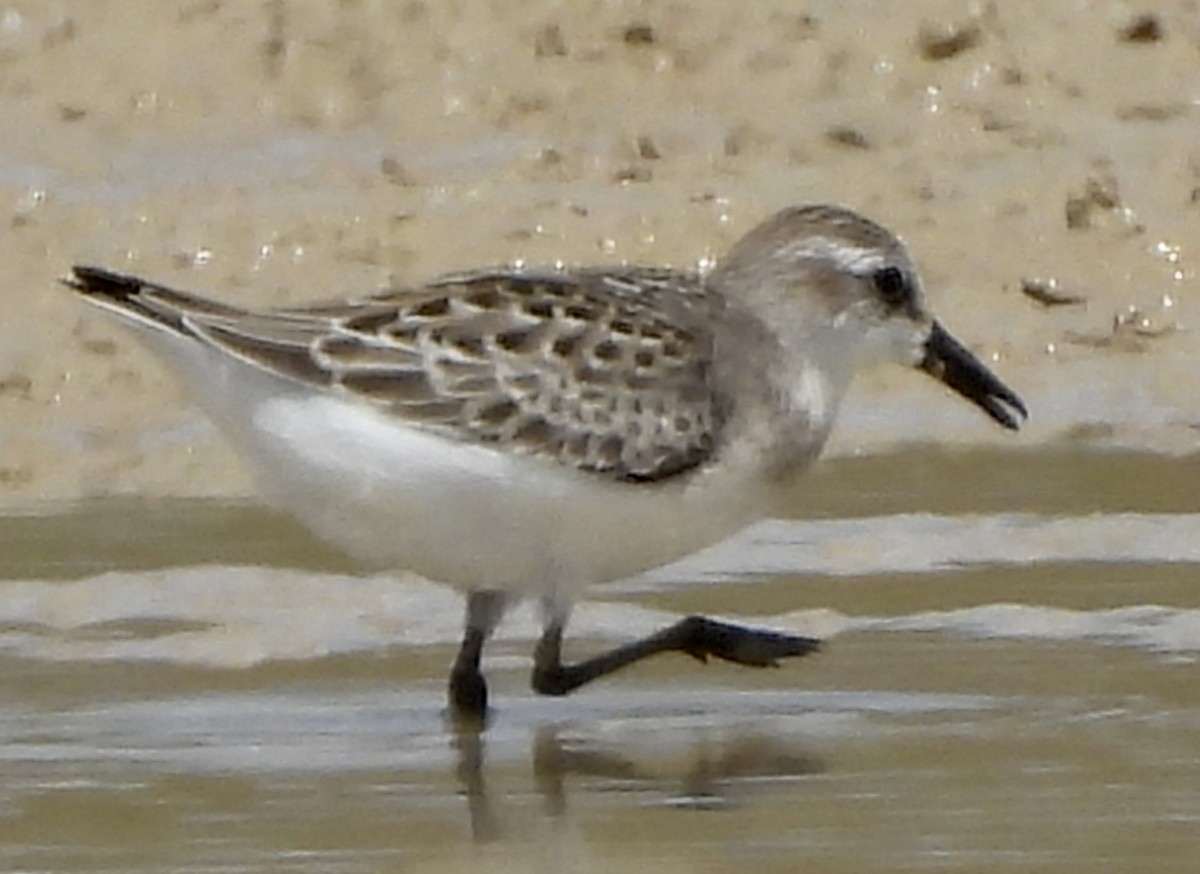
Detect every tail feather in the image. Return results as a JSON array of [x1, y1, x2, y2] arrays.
[[64, 265, 246, 335], [64, 265, 145, 300], [65, 266, 339, 384]]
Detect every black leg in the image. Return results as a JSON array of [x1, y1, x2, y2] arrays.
[[449, 627, 490, 717], [448, 591, 507, 725], [531, 613, 821, 697]]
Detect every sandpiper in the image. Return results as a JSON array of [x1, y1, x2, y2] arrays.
[[65, 203, 1026, 723]]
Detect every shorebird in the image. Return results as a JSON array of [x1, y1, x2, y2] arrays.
[[65, 203, 1026, 723]]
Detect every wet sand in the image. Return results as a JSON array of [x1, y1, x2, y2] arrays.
[[2, 450, 1199, 872], [0, 0, 1198, 504]]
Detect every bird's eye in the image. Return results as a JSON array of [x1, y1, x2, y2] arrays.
[[872, 266, 909, 307]]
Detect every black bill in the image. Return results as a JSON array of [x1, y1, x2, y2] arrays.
[[920, 321, 1028, 430]]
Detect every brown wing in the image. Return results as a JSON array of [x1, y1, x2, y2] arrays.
[[184, 269, 724, 483]]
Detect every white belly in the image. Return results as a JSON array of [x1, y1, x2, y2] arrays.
[[255, 394, 763, 593], [154, 336, 770, 601]]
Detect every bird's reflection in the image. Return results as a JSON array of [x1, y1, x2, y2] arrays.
[[452, 720, 824, 841], [450, 726, 500, 843]]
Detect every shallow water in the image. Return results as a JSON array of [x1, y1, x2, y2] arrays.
[[1, 448, 1198, 873]]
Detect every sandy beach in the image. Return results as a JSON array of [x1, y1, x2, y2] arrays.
[[0, 0, 1196, 505]]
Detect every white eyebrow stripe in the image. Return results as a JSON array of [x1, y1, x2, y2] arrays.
[[779, 236, 890, 274]]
